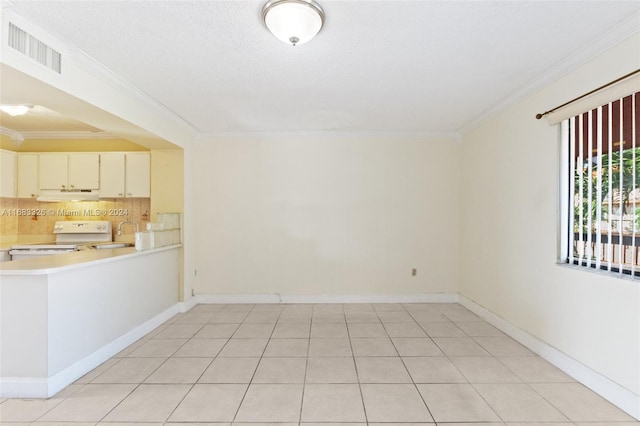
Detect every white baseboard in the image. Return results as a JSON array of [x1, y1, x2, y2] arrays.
[[196, 292, 459, 305], [0, 378, 49, 399], [0, 302, 182, 399], [178, 295, 198, 313], [459, 295, 640, 421], [197, 293, 282, 304]]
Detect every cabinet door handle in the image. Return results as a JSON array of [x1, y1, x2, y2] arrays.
[[127, 193, 132, 196], [118, 193, 123, 196]]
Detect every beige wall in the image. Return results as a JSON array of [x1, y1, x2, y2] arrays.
[[150, 148, 185, 300], [459, 34, 640, 396], [194, 134, 460, 296], [150, 149, 184, 221]]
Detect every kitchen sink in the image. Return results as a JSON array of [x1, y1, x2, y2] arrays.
[[90, 243, 135, 250]]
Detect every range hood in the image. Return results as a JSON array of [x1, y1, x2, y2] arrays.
[[36, 190, 100, 202]]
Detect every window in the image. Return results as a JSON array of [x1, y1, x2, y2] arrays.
[[563, 91, 640, 276]]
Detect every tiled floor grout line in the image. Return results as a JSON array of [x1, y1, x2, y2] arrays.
[[34, 332, 186, 424], [418, 307, 507, 423], [171, 306, 236, 423], [412, 305, 575, 424], [93, 382, 141, 424], [464, 374, 506, 424], [100, 315, 209, 424], [160, 382, 197, 424], [297, 308, 313, 423], [231, 304, 282, 423], [28, 387, 74, 423], [183, 322, 220, 387], [345, 304, 369, 424], [515, 379, 574, 423], [385, 305, 437, 423]]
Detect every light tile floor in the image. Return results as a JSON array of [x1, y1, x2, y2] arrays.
[[1, 303, 638, 425]]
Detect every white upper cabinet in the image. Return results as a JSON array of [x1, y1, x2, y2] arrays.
[[99, 152, 150, 198], [17, 154, 39, 198], [12, 151, 148, 198], [39, 153, 99, 190], [38, 154, 67, 189], [68, 154, 100, 189], [0, 149, 17, 198], [125, 153, 150, 197], [99, 153, 126, 197]]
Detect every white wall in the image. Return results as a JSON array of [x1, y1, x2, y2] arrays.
[[0, 248, 180, 397], [0, 275, 49, 378], [195, 133, 460, 297], [47, 249, 180, 376], [459, 34, 640, 399]]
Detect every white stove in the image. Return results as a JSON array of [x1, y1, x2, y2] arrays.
[[10, 221, 112, 260]]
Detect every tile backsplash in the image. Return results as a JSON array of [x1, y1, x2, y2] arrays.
[[0, 197, 150, 243]]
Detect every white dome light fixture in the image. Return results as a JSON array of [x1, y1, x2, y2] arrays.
[[262, 0, 325, 46]]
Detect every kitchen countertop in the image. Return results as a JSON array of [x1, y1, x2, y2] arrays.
[[0, 244, 182, 275]]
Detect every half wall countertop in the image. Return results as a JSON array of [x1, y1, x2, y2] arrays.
[[0, 244, 182, 275]]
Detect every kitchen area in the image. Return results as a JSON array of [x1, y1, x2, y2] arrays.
[[0, 105, 187, 398], [0, 118, 186, 249], [0, 7, 196, 396], [0, 140, 153, 256]]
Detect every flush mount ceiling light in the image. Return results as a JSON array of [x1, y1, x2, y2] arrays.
[[0, 104, 32, 116], [262, 0, 325, 46]]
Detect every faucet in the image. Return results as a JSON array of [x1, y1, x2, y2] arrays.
[[117, 221, 139, 236]]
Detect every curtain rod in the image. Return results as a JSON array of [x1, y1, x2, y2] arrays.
[[535, 68, 640, 120]]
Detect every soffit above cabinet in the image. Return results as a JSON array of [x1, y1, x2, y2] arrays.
[[0, 105, 148, 152]]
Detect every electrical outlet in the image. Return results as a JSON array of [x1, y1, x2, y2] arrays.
[[411, 268, 417, 276]]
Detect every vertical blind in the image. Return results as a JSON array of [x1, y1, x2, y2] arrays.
[[568, 91, 640, 276]]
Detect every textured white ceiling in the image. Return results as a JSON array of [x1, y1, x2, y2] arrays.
[[4, 0, 640, 134]]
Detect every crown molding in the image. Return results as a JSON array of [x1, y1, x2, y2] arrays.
[[20, 131, 119, 140], [0, 126, 24, 144], [68, 48, 199, 139], [196, 130, 461, 144], [0, 126, 120, 141], [460, 10, 640, 136]]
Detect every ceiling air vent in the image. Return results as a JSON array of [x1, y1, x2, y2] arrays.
[[7, 22, 62, 74]]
